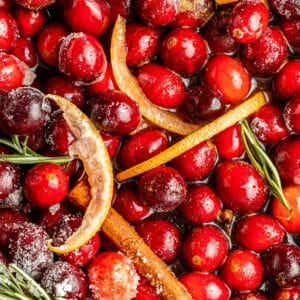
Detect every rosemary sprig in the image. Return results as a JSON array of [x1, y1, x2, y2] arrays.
[[240, 120, 292, 212]]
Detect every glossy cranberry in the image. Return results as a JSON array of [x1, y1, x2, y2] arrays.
[[231, 293, 267, 300], [90, 90, 141, 135], [280, 19, 300, 52], [283, 96, 300, 133], [100, 133, 120, 160], [138, 165, 187, 212], [179, 184, 221, 224], [215, 160, 267, 213], [264, 243, 300, 287], [203, 55, 251, 104], [0, 87, 50, 135], [126, 23, 159, 67], [10, 38, 37, 68], [19, 128, 46, 152], [15, 0, 55, 9], [134, 276, 163, 300], [171, 141, 217, 181], [0, 10, 19, 52], [118, 128, 168, 169], [15, 7, 47, 38], [9, 222, 54, 280], [0, 0, 13, 10], [273, 287, 300, 300], [180, 272, 230, 300], [106, 0, 133, 23], [221, 250, 264, 291], [269, 0, 300, 20], [160, 28, 208, 76], [64, 0, 110, 37], [273, 60, 300, 101], [37, 22, 69, 67], [0, 162, 20, 203], [88, 252, 139, 300], [182, 225, 228, 272]]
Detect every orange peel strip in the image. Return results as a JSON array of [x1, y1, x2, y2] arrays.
[[215, 0, 238, 5], [111, 16, 200, 136], [116, 92, 267, 182], [45, 94, 114, 254]]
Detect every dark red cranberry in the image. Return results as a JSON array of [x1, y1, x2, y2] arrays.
[[160, 28, 208, 76], [19, 128, 46, 152], [41, 261, 87, 300], [138, 165, 187, 212], [15, 0, 55, 9], [134, 276, 163, 300], [0, 250, 9, 265], [269, 0, 300, 20], [221, 250, 264, 291], [280, 18, 300, 52], [107, 0, 133, 23], [0, 10, 19, 52], [101, 133, 121, 159], [0, 162, 20, 202], [0, 0, 13, 10], [182, 225, 228, 272], [231, 293, 267, 300], [179, 184, 221, 224], [273, 287, 300, 300], [284, 95, 300, 134], [215, 160, 267, 213], [171, 141, 217, 181]]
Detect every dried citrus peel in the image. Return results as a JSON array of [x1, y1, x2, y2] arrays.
[[116, 92, 267, 182], [111, 16, 200, 136], [45, 94, 114, 254], [215, 0, 238, 5]]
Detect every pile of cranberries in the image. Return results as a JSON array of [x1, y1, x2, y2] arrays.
[[0, 0, 300, 299]]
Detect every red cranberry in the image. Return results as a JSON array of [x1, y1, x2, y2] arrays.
[[280, 18, 300, 52], [0, 10, 19, 52], [15, 0, 55, 9], [215, 160, 267, 213], [182, 225, 228, 272], [0, 0, 13, 10], [19, 128, 46, 152], [269, 0, 300, 20], [138, 165, 187, 212], [203, 54, 251, 104], [283, 95, 300, 133], [171, 141, 217, 181], [160, 28, 208, 76], [0, 162, 20, 202], [221, 250, 264, 291], [231, 293, 267, 300], [273, 287, 300, 300], [0, 250, 9, 265], [107, 0, 133, 23], [179, 184, 221, 224], [134, 276, 163, 300], [101, 133, 121, 159]]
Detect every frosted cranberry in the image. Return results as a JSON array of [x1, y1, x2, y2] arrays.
[[0, 162, 20, 203], [183, 225, 228, 272], [106, 0, 133, 23], [160, 28, 208, 76], [138, 165, 187, 212], [215, 124, 245, 159], [9, 222, 54, 280], [280, 19, 300, 52], [0, 10, 19, 52], [15, 7, 47, 38], [0, 0, 13, 10], [171, 141, 217, 181], [284, 96, 300, 133], [273, 60, 300, 101], [221, 250, 264, 291], [118, 128, 168, 169], [15, 0, 55, 9], [203, 55, 251, 104], [269, 0, 300, 20], [231, 293, 267, 300], [64, 0, 110, 37], [273, 287, 300, 300], [134, 276, 163, 300], [215, 160, 267, 213], [126, 23, 159, 67], [249, 104, 289, 144], [10, 38, 37, 68], [180, 272, 230, 300], [179, 185, 221, 224], [264, 243, 300, 287], [88, 252, 139, 300]]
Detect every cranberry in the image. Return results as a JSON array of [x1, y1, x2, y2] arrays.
[[221, 250, 264, 291], [19, 128, 46, 152], [160, 28, 208, 76], [134, 276, 163, 300], [107, 0, 133, 23], [0, 0, 13, 10], [231, 293, 267, 300], [0, 162, 20, 202], [0, 10, 19, 52], [0, 250, 9, 265], [203, 54, 251, 104], [269, 0, 300, 20], [280, 18, 300, 52], [138, 165, 187, 212], [215, 160, 267, 213], [15, 0, 55, 9], [283, 95, 300, 133], [41, 261, 87, 300], [273, 287, 300, 300], [182, 225, 228, 272], [101, 133, 120, 160], [180, 272, 230, 300]]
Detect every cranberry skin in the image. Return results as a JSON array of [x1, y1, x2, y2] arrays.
[[180, 272, 230, 300], [134, 276, 163, 300], [41, 261, 87, 300], [0, 0, 13, 10], [182, 225, 228, 272], [107, 0, 133, 23], [171, 141, 217, 181], [0, 162, 20, 202], [215, 124, 245, 159], [160, 28, 208, 76], [10, 38, 37, 68], [249, 104, 289, 144], [274, 60, 300, 101], [215, 160, 267, 214], [101, 133, 120, 160], [221, 250, 264, 291], [179, 185, 221, 224], [15, 0, 55, 9], [0, 10, 19, 52], [135, 219, 181, 263], [283, 96, 300, 133], [203, 55, 251, 104], [118, 128, 168, 169], [231, 293, 267, 300], [9, 222, 54, 280], [126, 23, 159, 68], [273, 287, 300, 300], [234, 214, 285, 251], [269, 0, 300, 20], [64, 0, 110, 37], [280, 19, 300, 52], [264, 243, 300, 287]]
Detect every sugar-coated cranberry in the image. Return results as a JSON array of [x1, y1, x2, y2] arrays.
[[273, 287, 300, 300], [269, 0, 300, 20], [160, 28, 208, 76], [0, 0, 13, 10], [180, 272, 230, 300], [215, 160, 267, 213], [283, 95, 300, 133], [15, 0, 55, 9], [203, 54, 251, 104], [280, 18, 300, 52], [107, 0, 133, 23], [179, 184, 221, 224], [134, 276, 163, 300], [182, 225, 228, 272], [231, 293, 267, 300], [41, 261, 87, 300], [138, 165, 187, 212], [101, 133, 121, 160], [0, 10, 19, 52], [221, 250, 264, 291], [88, 251, 140, 300], [0, 162, 20, 202]]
